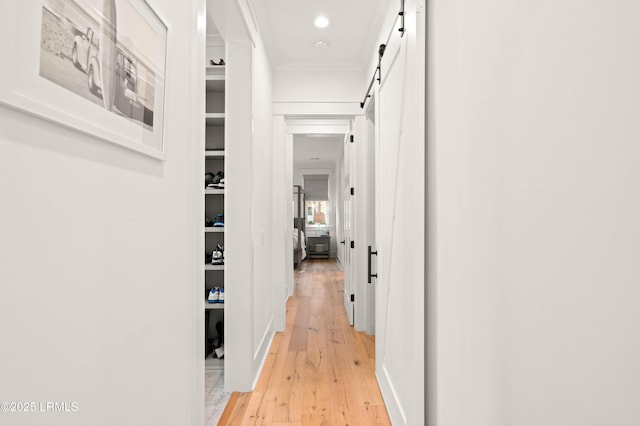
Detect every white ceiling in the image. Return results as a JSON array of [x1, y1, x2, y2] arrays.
[[208, 0, 389, 71], [206, 1, 383, 166], [293, 135, 344, 167]]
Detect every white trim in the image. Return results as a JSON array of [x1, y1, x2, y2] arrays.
[[273, 102, 363, 116], [253, 317, 274, 361], [377, 364, 408, 426], [251, 327, 275, 389], [233, 0, 256, 47]]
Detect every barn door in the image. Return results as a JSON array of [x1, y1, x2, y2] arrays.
[[343, 132, 355, 325], [375, 21, 421, 376]]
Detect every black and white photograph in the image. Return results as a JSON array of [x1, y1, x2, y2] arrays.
[[0, 0, 166, 159], [39, 0, 159, 130]]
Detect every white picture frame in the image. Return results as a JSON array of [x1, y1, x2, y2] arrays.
[[0, 0, 168, 160]]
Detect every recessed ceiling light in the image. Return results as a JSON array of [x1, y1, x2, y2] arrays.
[[314, 16, 329, 28], [309, 157, 321, 160], [314, 40, 328, 48]]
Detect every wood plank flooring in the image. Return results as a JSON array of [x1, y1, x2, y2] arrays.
[[218, 259, 391, 425]]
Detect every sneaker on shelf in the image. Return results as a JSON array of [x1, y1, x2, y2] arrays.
[[211, 245, 224, 265], [207, 287, 219, 303], [205, 172, 214, 188], [218, 288, 225, 303], [214, 345, 224, 359], [213, 214, 224, 227], [217, 178, 225, 189]]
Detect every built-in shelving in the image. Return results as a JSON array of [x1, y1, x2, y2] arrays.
[[204, 59, 226, 366]]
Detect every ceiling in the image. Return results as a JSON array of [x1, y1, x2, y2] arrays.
[[206, 1, 383, 166], [207, 0, 389, 71], [293, 135, 344, 167]]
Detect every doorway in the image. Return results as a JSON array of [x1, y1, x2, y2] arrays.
[[287, 116, 376, 334]]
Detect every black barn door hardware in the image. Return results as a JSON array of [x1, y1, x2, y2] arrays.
[[360, 0, 406, 109], [368, 246, 378, 283]]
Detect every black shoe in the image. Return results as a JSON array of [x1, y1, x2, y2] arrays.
[[205, 172, 214, 188]]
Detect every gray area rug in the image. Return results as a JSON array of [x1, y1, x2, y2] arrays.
[[205, 367, 231, 425]]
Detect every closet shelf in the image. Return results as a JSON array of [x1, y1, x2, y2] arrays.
[[206, 66, 226, 77], [205, 264, 225, 271], [205, 113, 225, 125], [205, 189, 224, 195], [205, 150, 225, 158], [204, 227, 224, 233], [205, 303, 225, 310]]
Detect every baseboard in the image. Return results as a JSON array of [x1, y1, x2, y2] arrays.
[[377, 364, 407, 425], [251, 318, 275, 390]]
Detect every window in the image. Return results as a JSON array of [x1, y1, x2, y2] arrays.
[[306, 200, 329, 225]]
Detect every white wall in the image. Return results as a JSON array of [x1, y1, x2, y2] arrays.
[[250, 22, 277, 375], [430, 1, 640, 425], [0, 0, 204, 424], [273, 69, 365, 103]]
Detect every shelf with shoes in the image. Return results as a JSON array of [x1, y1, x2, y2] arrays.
[[204, 54, 226, 367]]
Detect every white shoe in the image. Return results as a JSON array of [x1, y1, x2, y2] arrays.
[[211, 245, 224, 265], [214, 345, 224, 358], [218, 288, 225, 303], [207, 288, 219, 303]]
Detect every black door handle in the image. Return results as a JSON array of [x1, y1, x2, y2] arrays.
[[368, 246, 378, 283], [340, 240, 346, 244]]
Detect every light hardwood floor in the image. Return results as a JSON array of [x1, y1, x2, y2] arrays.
[[219, 259, 391, 425]]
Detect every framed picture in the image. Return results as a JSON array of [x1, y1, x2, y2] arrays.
[[0, 0, 168, 160]]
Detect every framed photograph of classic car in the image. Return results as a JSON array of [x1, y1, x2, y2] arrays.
[[0, 0, 168, 160]]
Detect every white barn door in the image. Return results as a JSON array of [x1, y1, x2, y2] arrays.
[[374, 5, 425, 424]]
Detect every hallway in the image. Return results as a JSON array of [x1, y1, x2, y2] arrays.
[[220, 259, 391, 425]]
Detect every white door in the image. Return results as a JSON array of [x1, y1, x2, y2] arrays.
[[343, 132, 355, 325], [365, 97, 377, 335], [374, 16, 425, 411]]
